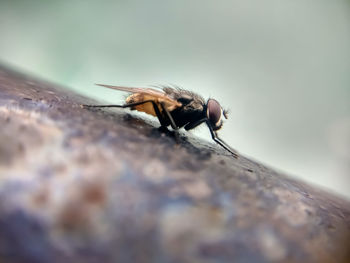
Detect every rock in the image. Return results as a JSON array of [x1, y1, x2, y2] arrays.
[[0, 65, 349, 263]]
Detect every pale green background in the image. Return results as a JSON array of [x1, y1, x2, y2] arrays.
[[0, 1, 349, 198]]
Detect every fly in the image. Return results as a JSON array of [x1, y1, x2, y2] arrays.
[[82, 84, 238, 158]]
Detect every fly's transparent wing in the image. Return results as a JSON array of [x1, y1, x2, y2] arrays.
[[95, 84, 182, 110]]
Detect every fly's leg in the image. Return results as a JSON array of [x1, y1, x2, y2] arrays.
[[159, 103, 179, 130], [185, 118, 238, 158], [184, 118, 207, 131], [206, 120, 239, 158], [159, 102, 182, 143]]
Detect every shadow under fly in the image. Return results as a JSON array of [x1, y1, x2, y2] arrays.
[[82, 84, 238, 158]]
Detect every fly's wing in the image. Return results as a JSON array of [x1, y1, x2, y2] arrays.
[[95, 84, 182, 115], [96, 84, 165, 97]]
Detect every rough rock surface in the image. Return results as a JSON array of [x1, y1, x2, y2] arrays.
[[0, 65, 349, 263]]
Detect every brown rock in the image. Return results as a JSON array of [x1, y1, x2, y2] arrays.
[[0, 65, 349, 263]]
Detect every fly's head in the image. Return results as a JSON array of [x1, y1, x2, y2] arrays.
[[206, 99, 228, 131]]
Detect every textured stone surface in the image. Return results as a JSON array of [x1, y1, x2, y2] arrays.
[[0, 65, 349, 263]]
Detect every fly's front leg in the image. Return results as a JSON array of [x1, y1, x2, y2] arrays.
[[184, 118, 207, 131], [206, 121, 239, 158]]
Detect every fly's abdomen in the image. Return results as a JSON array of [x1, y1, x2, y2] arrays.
[[126, 93, 158, 117]]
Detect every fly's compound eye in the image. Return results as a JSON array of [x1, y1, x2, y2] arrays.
[[207, 99, 223, 130]]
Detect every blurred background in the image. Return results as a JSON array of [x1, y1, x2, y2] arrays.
[[0, 0, 349, 198]]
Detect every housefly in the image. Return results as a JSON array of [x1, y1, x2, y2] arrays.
[[82, 84, 238, 158]]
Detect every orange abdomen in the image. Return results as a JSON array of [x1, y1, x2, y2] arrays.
[[126, 93, 160, 117]]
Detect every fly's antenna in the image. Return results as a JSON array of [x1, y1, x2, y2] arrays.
[[223, 109, 229, 119]]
